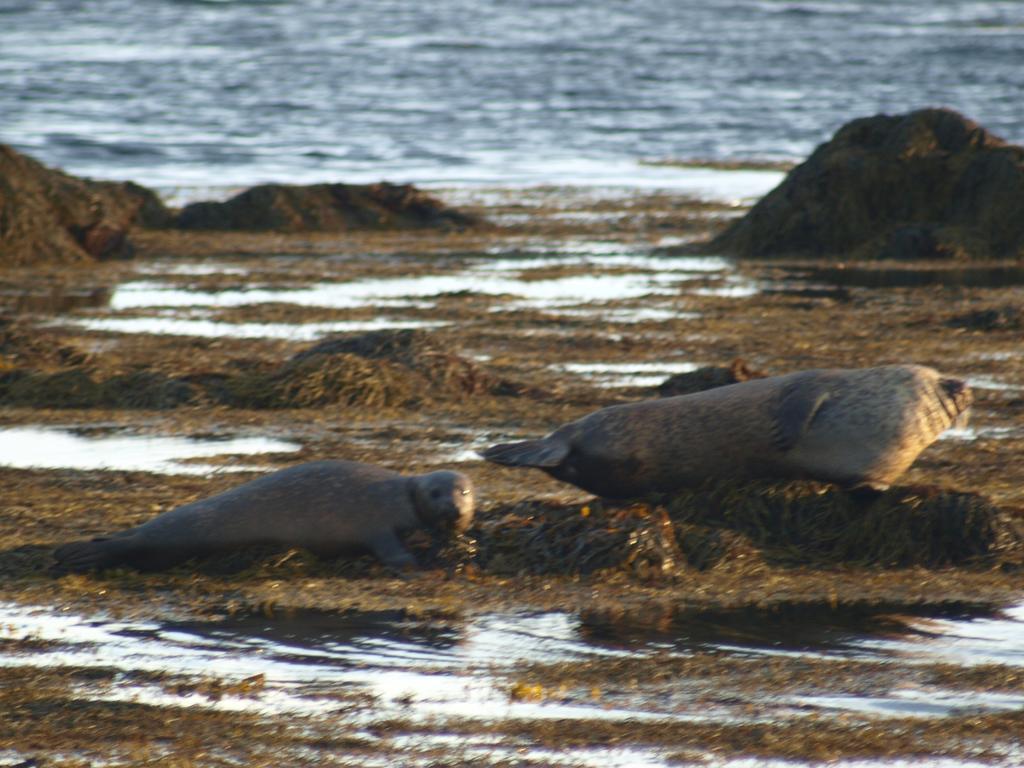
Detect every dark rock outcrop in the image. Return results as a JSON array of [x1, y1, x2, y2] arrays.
[[711, 109, 1024, 261], [1, 145, 483, 266], [175, 182, 479, 232], [0, 145, 170, 265], [947, 304, 1023, 331]]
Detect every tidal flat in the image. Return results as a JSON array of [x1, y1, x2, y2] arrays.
[[1, 185, 1023, 766]]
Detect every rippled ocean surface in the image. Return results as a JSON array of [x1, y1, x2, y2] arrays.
[[3, 0, 1023, 191]]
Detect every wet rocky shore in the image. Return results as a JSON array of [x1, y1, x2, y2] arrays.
[[2, 110, 1023, 766]]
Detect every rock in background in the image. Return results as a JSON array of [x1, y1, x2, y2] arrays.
[[711, 108, 1024, 261], [174, 182, 480, 232], [1, 145, 481, 266], [0, 145, 169, 265]]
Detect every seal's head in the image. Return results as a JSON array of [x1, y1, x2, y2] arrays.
[[411, 470, 475, 532]]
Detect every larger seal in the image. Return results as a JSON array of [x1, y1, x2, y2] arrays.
[[483, 365, 971, 498], [54, 460, 475, 572]]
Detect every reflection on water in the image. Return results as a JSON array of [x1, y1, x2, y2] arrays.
[[559, 361, 702, 388], [941, 425, 1019, 441], [965, 375, 1023, 392], [70, 316, 449, 340], [576, 603, 966, 656], [56, 252, 731, 338], [0, 426, 299, 474], [108, 257, 722, 312], [3, 600, 1023, 764]]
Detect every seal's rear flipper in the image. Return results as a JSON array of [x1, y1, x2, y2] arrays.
[[53, 536, 138, 573], [481, 438, 569, 468]]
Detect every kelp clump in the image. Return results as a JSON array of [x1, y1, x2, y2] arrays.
[[217, 330, 504, 409], [1, 327, 530, 411], [474, 501, 687, 581], [0, 316, 90, 369], [664, 481, 1024, 569], [208, 352, 419, 410], [0, 368, 199, 409], [288, 329, 532, 399], [470, 482, 1024, 580], [947, 304, 1023, 332]]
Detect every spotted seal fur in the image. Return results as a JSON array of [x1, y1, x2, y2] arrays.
[[483, 365, 971, 498], [54, 460, 475, 572]]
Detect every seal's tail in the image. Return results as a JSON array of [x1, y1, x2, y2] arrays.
[[53, 535, 137, 573], [481, 438, 568, 468]]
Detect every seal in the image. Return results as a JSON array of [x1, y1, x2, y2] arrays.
[[53, 460, 475, 573], [483, 365, 971, 498]]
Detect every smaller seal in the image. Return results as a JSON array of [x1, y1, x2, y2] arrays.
[[53, 460, 475, 573]]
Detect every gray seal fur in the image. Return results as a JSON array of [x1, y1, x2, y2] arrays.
[[54, 460, 475, 572], [483, 364, 971, 498]]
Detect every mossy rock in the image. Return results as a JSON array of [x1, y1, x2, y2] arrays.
[[293, 329, 528, 399], [0, 144, 170, 265], [274, 352, 421, 408], [0, 368, 198, 409], [212, 352, 422, 409], [947, 304, 1023, 331], [711, 108, 1024, 260], [472, 482, 1024, 580], [665, 481, 1023, 569], [174, 182, 480, 232]]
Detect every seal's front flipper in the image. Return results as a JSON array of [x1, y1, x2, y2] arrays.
[[367, 531, 417, 572], [481, 438, 569, 468], [939, 377, 972, 427], [772, 378, 831, 452]]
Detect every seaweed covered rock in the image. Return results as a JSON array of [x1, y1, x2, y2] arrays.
[[0, 316, 91, 369], [175, 182, 480, 232], [0, 144, 170, 265], [0, 368, 198, 409], [471, 482, 1024, 580], [292, 329, 527, 399], [711, 109, 1024, 261], [0, 328, 528, 411], [657, 358, 767, 397], [475, 501, 686, 581], [215, 329, 504, 409], [665, 481, 1024, 569], [277, 352, 420, 408]]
